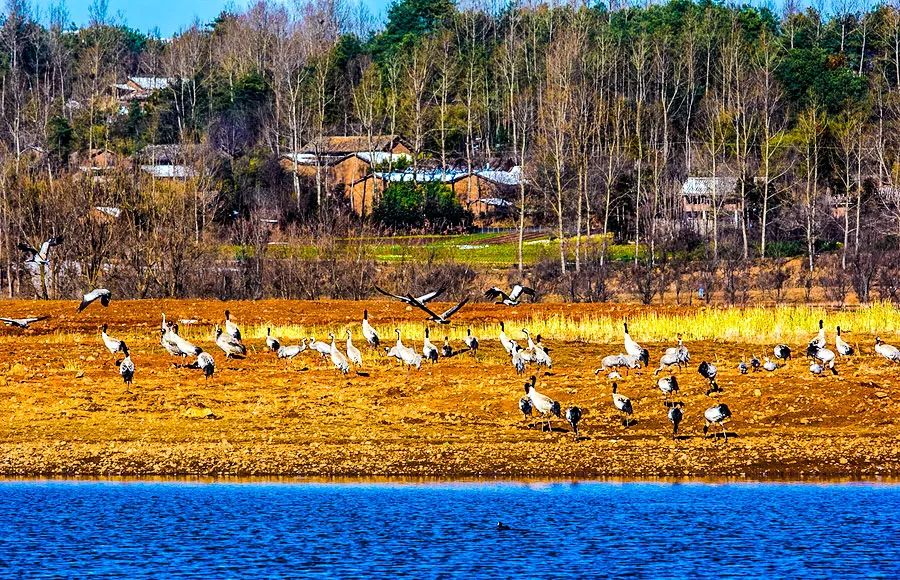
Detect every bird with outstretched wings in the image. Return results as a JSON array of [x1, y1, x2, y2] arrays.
[[17, 236, 64, 265], [78, 288, 111, 312], [374, 285, 444, 305], [0, 316, 50, 329], [484, 284, 535, 306], [405, 294, 470, 324]]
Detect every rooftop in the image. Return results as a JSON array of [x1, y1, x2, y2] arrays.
[[300, 135, 403, 154], [140, 164, 196, 179], [681, 176, 739, 196]]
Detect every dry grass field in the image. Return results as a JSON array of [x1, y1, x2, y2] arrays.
[[1, 299, 899, 479]]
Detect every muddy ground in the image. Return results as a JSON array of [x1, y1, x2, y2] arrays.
[[0, 299, 898, 479]]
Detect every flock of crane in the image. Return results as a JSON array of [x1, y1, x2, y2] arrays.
[[4, 233, 900, 443]]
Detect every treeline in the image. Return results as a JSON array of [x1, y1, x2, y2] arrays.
[[2, 0, 900, 302]]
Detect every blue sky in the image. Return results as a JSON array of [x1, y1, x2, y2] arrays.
[[30, 0, 390, 36]]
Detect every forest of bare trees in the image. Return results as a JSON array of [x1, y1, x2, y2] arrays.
[[3, 0, 900, 304]]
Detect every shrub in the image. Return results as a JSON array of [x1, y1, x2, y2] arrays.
[[851, 251, 878, 304], [372, 182, 424, 229], [422, 182, 470, 229], [819, 263, 851, 307], [372, 181, 470, 231], [877, 252, 900, 304], [757, 259, 792, 303]]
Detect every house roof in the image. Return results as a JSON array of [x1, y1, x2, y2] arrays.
[[354, 152, 411, 166], [300, 135, 403, 154], [129, 77, 175, 91], [369, 166, 523, 187], [281, 152, 320, 165], [375, 169, 465, 184], [281, 150, 412, 168], [681, 176, 739, 196], [94, 206, 122, 218], [138, 144, 184, 164], [475, 198, 514, 207], [141, 164, 196, 178], [476, 166, 522, 186]]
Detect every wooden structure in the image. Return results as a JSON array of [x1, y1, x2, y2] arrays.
[[112, 77, 175, 102], [347, 168, 520, 226], [681, 176, 741, 232]]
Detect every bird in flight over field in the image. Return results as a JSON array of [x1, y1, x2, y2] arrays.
[[374, 285, 445, 305], [0, 316, 49, 329], [18, 236, 63, 265], [78, 288, 111, 312], [406, 294, 470, 324], [484, 284, 535, 306]]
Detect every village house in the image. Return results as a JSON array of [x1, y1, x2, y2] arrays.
[[680, 176, 741, 232], [71, 148, 125, 176], [346, 167, 521, 226], [278, 134, 519, 225], [279, 134, 412, 187], [300, 134, 411, 157], [137, 144, 197, 179], [112, 77, 176, 102]]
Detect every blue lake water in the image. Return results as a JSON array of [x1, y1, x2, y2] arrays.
[[0, 480, 899, 577]]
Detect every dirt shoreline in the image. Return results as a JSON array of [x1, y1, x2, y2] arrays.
[[1, 300, 899, 479], [1, 436, 899, 479]]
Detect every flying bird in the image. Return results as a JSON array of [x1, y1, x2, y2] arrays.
[[17, 236, 63, 265], [0, 315, 49, 329], [374, 285, 444, 305], [484, 284, 536, 306], [406, 295, 470, 324], [78, 288, 111, 312]]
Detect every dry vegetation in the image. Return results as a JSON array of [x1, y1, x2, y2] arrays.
[[1, 299, 899, 479]]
